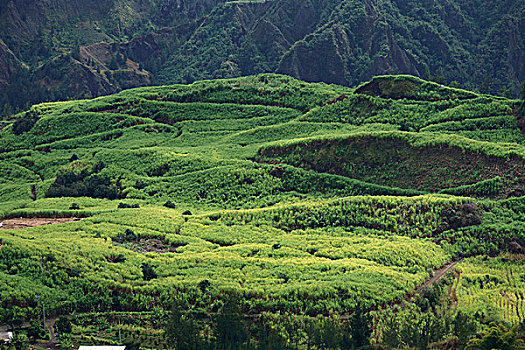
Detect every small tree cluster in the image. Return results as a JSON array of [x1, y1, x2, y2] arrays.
[[12, 110, 39, 135]]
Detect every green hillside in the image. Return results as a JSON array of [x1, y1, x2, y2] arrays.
[[0, 74, 524, 348], [1, 0, 524, 117]]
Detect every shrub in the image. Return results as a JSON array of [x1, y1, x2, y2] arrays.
[[118, 202, 140, 209], [141, 262, 157, 281], [124, 229, 137, 241], [113, 254, 126, 263], [46, 162, 122, 200], [55, 316, 72, 335], [198, 279, 211, 293], [12, 111, 39, 135], [163, 201, 176, 209]]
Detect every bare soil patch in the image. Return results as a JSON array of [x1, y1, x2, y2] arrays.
[[0, 217, 81, 230], [114, 237, 185, 254]]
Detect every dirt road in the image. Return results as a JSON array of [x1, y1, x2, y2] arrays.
[[415, 259, 462, 295]]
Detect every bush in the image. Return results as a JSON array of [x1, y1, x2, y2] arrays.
[[141, 262, 157, 281], [118, 202, 140, 209], [163, 201, 176, 209], [198, 279, 211, 293], [27, 320, 44, 341], [55, 316, 72, 335], [46, 162, 122, 200], [124, 229, 137, 241], [69, 203, 80, 210], [12, 111, 39, 135], [113, 254, 126, 263]]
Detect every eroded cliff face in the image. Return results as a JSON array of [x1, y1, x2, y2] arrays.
[[0, 39, 26, 89], [154, 0, 344, 83], [500, 16, 525, 91], [276, 0, 524, 88], [1, 0, 524, 113], [33, 43, 151, 100]]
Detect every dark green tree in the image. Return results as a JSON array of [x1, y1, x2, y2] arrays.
[[307, 317, 342, 349], [256, 321, 287, 350], [350, 306, 371, 348], [1, 102, 12, 117], [165, 300, 200, 350], [27, 320, 44, 341], [117, 53, 126, 66], [163, 200, 176, 209], [453, 311, 477, 346], [69, 203, 80, 210], [11, 333, 29, 350], [518, 82, 525, 133], [214, 296, 249, 349], [55, 316, 72, 335], [141, 262, 157, 281], [466, 322, 524, 350], [108, 56, 119, 70], [71, 41, 81, 61], [5, 306, 24, 331], [12, 111, 39, 135], [480, 76, 491, 94], [198, 279, 210, 294]]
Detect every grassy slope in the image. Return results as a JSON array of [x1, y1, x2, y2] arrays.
[[0, 74, 524, 340]]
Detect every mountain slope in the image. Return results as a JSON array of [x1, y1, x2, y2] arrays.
[[1, 0, 524, 116], [0, 74, 524, 346]]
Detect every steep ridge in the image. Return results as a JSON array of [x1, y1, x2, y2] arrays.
[[256, 133, 525, 194], [1, 0, 524, 116]]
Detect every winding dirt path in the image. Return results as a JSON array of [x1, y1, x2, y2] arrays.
[[415, 259, 462, 295], [46, 317, 57, 343]]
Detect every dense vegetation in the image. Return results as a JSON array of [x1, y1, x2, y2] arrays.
[[1, 0, 524, 116], [0, 74, 524, 349]]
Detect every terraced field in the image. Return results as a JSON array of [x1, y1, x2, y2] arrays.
[[0, 74, 523, 348]]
